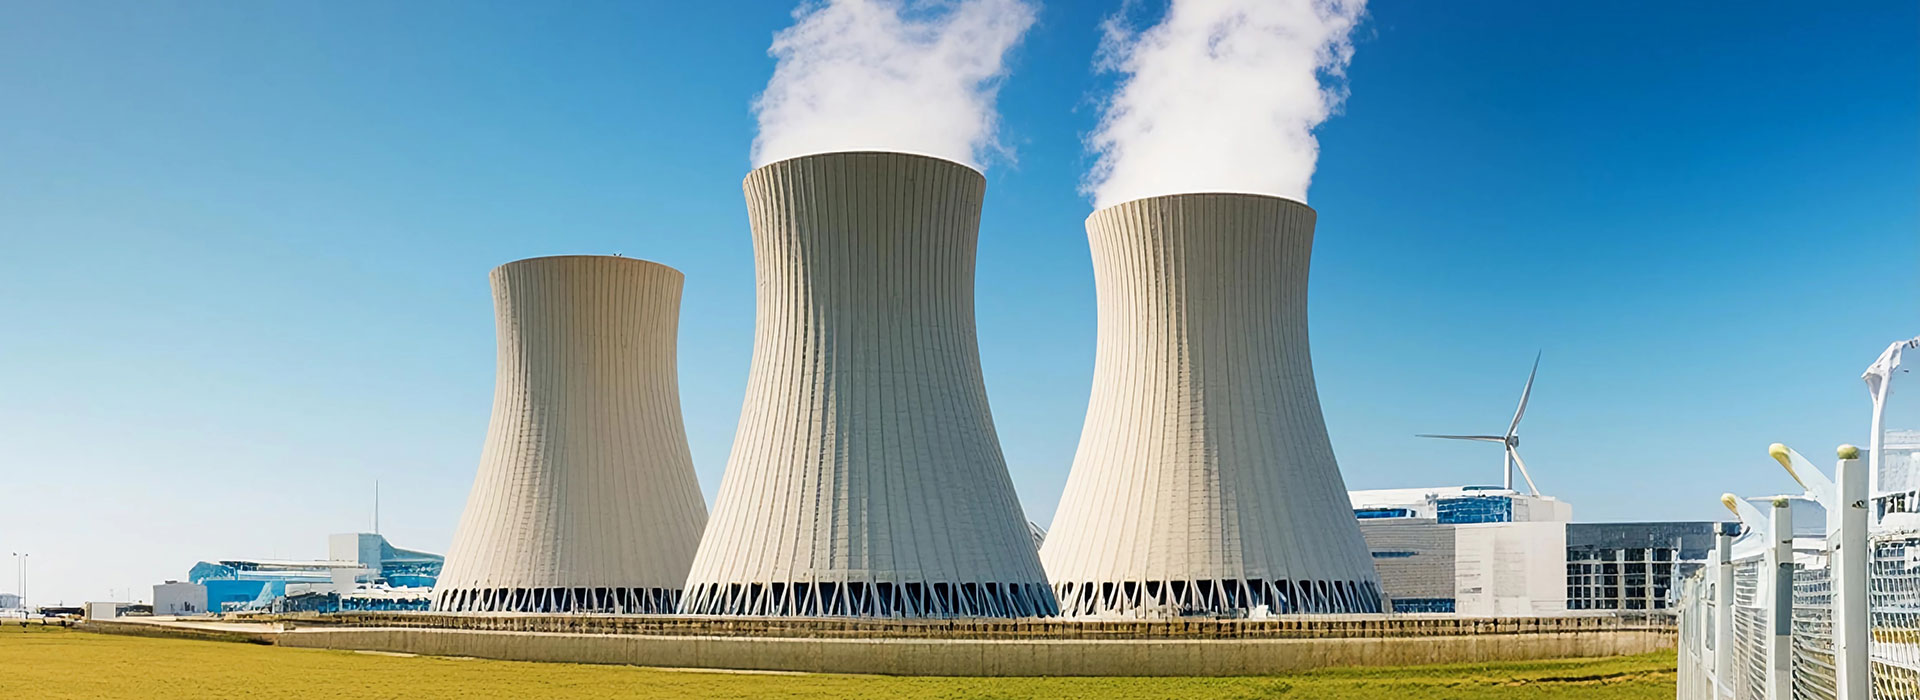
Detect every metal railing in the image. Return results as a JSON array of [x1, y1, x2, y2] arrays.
[[1676, 448, 1877, 699]]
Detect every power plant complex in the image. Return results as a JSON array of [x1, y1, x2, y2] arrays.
[[105, 148, 1737, 675], [410, 150, 1624, 623]]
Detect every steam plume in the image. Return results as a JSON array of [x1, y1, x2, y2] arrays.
[[1085, 0, 1367, 208], [750, 0, 1037, 169]]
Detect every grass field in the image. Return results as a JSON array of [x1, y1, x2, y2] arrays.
[[0, 623, 1676, 699]]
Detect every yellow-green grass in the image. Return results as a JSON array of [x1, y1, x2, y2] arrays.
[[0, 623, 1675, 699]]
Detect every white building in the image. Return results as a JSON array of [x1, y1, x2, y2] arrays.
[[1041, 193, 1383, 617], [1454, 521, 1568, 616], [683, 152, 1054, 618], [1873, 429, 1920, 527], [84, 602, 135, 620], [152, 581, 207, 616], [1350, 486, 1572, 524], [434, 256, 710, 614], [1352, 486, 1571, 615]]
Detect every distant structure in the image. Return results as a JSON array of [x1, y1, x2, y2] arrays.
[[1873, 429, 1920, 525], [153, 581, 205, 615], [1041, 193, 1383, 617], [434, 256, 709, 614], [1418, 355, 1545, 495], [1564, 521, 1722, 611], [181, 532, 441, 613], [1350, 485, 1722, 614], [682, 152, 1055, 618], [1353, 486, 1571, 616], [1352, 486, 1573, 524], [1351, 486, 1571, 615]]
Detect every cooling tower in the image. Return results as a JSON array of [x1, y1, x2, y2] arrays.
[[433, 255, 709, 614], [1039, 193, 1384, 617], [682, 151, 1055, 618]]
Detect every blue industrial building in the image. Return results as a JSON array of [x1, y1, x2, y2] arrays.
[[173, 533, 442, 614]]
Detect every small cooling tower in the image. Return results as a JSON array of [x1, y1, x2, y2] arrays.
[[1040, 193, 1383, 617], [433, 255, 709, 614], [682, 151, 1055, 618]]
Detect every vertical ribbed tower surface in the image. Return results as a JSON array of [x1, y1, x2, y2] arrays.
[[1040, 193, 1384, 617], [682, 151, 1055, 618], [433, 255, 709, 614]]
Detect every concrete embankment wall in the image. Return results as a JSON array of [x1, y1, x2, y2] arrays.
[[272, 626, 1674, 677], [81, 619, 276, 645], [85, 614, 1676, 676], [284, 611, 1670, 640]]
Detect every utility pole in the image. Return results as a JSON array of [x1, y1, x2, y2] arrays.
[[11, 553, 26, 615]]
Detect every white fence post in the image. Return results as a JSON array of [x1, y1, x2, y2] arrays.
[[1768, 497, 1794, 700], [1835, 444, 1869, 700], [1714, 527, 1735, 699]]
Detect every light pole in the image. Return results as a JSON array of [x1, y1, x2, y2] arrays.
[[10, 552, 26, 616]]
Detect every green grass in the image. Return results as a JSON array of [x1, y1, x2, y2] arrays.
[[0, 623, 1676, 699]]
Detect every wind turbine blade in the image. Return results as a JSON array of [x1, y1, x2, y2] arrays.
[[1509, 446, 1541, 496], [1415, 434, 1508, 442], [1507, 352, 1541, 439]]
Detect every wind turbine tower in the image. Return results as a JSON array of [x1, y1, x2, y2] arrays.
[[1419, 354, 1544, 495]]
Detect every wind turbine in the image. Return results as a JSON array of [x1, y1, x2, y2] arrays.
[[1417, 353, 1542, 496]]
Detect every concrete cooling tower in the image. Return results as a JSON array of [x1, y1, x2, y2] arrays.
[[433, 255, 709, 614], [1039, 193, 1384, 617], [682, 151, 1056, 618]]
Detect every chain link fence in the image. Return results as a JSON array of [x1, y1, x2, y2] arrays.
[[1678, 532, 1920, 699]]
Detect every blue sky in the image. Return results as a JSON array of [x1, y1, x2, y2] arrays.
[[2, 1, 1914, 605]]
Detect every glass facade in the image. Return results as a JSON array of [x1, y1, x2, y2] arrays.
[[1435, 496, 1514, 524]]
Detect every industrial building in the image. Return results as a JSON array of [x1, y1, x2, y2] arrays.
[[1041, 193, 1383, 617], [1350, 486, 1720, 614], [433, 256, 710, 614], [1351, 486, 1572, 615], [174, 532, 440, 614], [1564, 521, 1720, 611], [1353, 486, 1573, 524], [1872, 429, 1920, 525], [152, 581, 205, 615], [683, 152, 1055, 618]]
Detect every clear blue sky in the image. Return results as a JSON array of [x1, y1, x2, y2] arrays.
[[2, 1, 1914, 605]]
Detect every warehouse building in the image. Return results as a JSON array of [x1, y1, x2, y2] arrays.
[[1352, 486, 1723, 614]]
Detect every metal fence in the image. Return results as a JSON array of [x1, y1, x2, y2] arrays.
[[1676, 526, 1920, 699], [1677, 337, 1917, 699]]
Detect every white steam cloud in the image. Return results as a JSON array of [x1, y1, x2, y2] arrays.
[[750, 0, 1037, 169], [1085, 0, 1367, 208]]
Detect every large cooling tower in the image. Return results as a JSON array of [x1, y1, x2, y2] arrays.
[[682, 151, 1055, 618], [433, 255, 709, 614], [1040, 193, 1383, 617]]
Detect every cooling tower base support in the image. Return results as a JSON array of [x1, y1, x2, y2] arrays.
[[681, 580, 1054, 618], [1053, 578, 1384, 618], [432, 587, 680, 615]]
